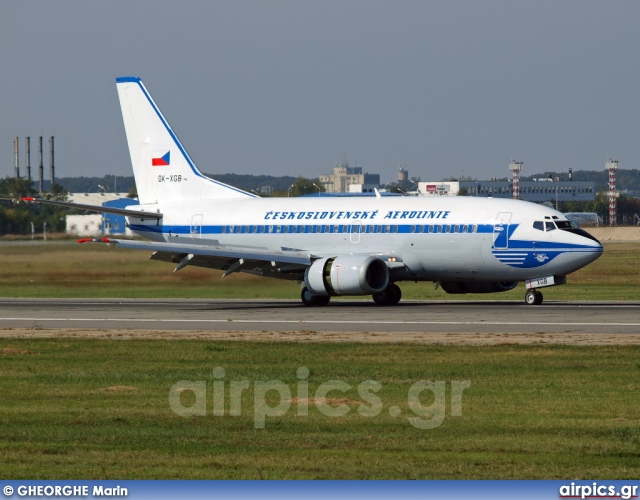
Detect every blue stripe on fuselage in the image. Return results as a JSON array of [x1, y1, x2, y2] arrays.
[[128, 223, 498, 236]]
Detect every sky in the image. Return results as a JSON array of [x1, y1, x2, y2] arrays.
[[1, 1, 639, 185]]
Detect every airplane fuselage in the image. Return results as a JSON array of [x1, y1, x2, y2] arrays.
[[127, 195, 602, 283]]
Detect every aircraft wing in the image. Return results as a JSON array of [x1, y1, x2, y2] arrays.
[[20, 197, 163, 220], [79, 238, 312, 280]]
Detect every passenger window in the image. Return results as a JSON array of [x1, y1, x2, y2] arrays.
[[462, 224, 468, 233], [471, 225, 477, 233], [533, 221, 544, 231]]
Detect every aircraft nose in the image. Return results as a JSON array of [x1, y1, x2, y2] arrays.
[[574, 227, 601, 245], [583, 238, 604, 264]]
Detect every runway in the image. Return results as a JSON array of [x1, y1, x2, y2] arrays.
[[1, 299, 639, 342]]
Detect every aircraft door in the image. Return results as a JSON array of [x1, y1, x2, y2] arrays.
[[349, 220, 362, 244], [190, 214, 203, 239], [493, 212, 512, 249]]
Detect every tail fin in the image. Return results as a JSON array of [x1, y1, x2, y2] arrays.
[[115, 77, 254, 204]]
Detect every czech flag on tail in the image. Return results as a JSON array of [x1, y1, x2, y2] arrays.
[[152, 151, 170, 166]]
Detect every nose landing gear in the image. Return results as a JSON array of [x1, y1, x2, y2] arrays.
[[525, 289, 543, 305]]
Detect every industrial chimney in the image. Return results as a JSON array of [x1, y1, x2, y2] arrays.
[[14, 137, 19, 179], [38, 136, 44, 194], [49, 136, 55, 189], [26, 137, 31, 182]]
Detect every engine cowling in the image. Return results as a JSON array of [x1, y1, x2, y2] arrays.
[[440, 281, 518, 294], [305, 255, 390, 296]]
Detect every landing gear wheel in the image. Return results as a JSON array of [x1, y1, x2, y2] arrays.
[[372, 283, 402, 305], [315, 295, 331, 306], [301, 287, 330, 306], [525, 289, 543, 305]]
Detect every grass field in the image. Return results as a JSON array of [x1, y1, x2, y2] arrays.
[[0, 241, 639, 300], [1, 340, 639, 479], [1, 241, 639, 479]]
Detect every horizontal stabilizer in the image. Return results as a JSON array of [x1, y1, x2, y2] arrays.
[[20, 197, 163, 220]]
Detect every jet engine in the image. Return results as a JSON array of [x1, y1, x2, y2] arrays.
[[440, 281, 518, 294], [305, 255, 390, 296]]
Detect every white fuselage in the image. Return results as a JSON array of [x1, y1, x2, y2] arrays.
[[127, 195, 602, 283]]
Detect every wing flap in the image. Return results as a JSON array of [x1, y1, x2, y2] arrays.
[[148, 251, 305, 280], [83, 238, 311, 280]]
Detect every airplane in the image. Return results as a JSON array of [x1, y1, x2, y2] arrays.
[[22, 76, 603, 306]]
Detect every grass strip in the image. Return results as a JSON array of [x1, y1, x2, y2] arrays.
[[1, 339, 639, 479]]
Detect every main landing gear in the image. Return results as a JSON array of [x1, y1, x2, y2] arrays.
[[301, 287, 331, 306], [300, 283, 403, 306], [525, 289, 543, 306], [372, 283, 402, 306]]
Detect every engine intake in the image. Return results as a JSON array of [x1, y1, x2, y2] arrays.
[[440, 281, 518, 294], [305, 255, 390, 296]]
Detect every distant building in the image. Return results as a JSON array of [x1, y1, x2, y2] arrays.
[[319, 162, 380, 193], [398, 166, 409, 182], [68, 192, 130, 205], [65, 193, 138, 237], [417, 180, 595, 203], [347, 184, 381, 194], [102, 198, 139, 235], [418, 182, 459, 196], [66, 214, 102, 237]]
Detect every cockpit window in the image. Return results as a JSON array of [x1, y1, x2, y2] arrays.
[[533, 221, 544, 231], [555, 220, 576, 229], [545, 221, 557, 231]]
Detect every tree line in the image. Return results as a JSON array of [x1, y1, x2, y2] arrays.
[[0, 178, 69, 236]]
